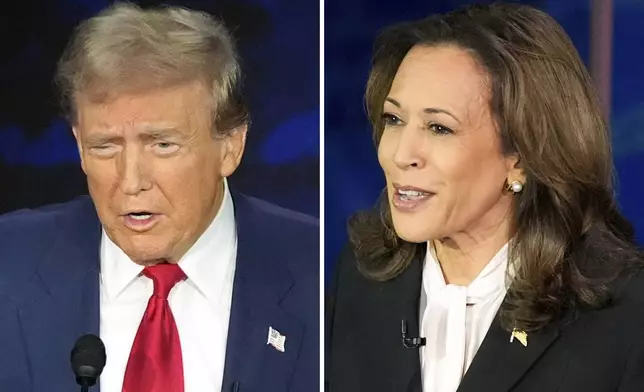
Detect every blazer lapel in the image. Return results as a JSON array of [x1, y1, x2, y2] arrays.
[[457, 314, 560, 392], [397, 256, 424, 392], [221, 193, 305, 392], [372, 249, 425, 392], [17, 198, 102, 392]]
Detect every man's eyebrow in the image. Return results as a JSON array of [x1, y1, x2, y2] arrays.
[[84, 133, 120, 145], [137, 127, 183, 141]]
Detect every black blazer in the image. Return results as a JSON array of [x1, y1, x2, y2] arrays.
[[326, 245, 644, 392]]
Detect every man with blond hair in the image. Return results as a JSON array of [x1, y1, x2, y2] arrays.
[[0, 3, 318, 392]]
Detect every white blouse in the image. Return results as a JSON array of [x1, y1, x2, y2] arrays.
[[419, 242, 510, 392]]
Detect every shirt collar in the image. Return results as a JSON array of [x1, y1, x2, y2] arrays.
[[177, 179, 236, 305], [100, 233, 143, 300], [100, 178, 237, 304]]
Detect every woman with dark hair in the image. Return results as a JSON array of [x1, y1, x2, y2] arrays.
[[325, 3, 644, 392]]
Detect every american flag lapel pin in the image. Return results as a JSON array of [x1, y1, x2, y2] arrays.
[[267, 326, 286, 352], [510, 328, 528, 347]]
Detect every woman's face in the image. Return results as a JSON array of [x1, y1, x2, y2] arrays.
[[378, 45, 522, 243]]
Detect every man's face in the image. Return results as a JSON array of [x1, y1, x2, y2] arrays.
[[73, 80, 246, 264]]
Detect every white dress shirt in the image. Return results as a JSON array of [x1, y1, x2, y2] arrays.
[[99, 180, 237, 392], [419, 242, 510, 392]]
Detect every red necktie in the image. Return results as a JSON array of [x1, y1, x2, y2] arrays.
[[122, 263, 187, 392]]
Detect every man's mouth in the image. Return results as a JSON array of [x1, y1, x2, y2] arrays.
[[127, 212, 153, 220]]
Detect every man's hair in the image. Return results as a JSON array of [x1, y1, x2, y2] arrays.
[[56, 2, 249, 136]]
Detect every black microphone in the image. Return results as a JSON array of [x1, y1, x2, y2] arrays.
[[401, 320, 426, 348], [70, 334, 106, 392]]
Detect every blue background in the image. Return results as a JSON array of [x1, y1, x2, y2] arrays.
[[325, 0, 644, 283], [0, 0, 319, 217]]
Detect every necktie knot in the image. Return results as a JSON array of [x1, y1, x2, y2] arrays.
[[143, 263, 186, 299]]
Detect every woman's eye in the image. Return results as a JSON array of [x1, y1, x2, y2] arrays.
[[428, 123, 453, 135], [382, 113, 402, 126]]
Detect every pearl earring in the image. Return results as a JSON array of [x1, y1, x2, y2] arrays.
[[508, 180, 523, 193]]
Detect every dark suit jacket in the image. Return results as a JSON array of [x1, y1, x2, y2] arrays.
[[0, 191, 319, 392], [326, 244, 644, 392]]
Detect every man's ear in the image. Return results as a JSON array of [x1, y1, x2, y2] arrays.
[[219, 124, 248, 177]]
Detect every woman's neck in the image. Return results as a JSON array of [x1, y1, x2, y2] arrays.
[[433, 222, 511, 286]]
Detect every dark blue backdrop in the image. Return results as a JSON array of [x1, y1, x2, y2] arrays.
[[0, 0, 319, 217], [325, 0, 644, 283]]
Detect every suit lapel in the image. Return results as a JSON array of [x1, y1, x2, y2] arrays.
[[373, 249, 425, 392], [17, 198, 102, 392], [398, 258, 424, 392], [457, 312, 560, 392], [221, 193, 305, 392]]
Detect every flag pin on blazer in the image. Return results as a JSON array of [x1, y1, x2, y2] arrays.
[[267, 326, 286, 352], [510, 328, 528, 347]]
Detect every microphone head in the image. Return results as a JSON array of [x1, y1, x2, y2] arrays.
[[70, 334, 106, 387]]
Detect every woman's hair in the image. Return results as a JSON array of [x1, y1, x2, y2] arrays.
[[56, 2, 248, 136], [350, 3, 641, 332]]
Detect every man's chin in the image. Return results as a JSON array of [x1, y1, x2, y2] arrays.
[[118, 243, 176, 265]]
